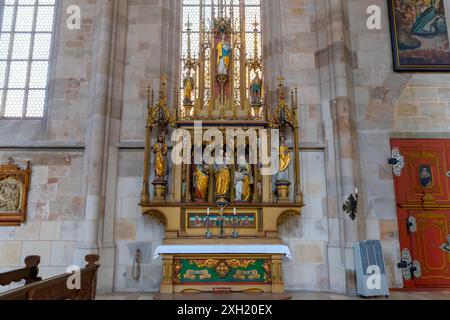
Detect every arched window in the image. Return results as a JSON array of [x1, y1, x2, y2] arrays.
[[0, 0, 57, 119], [180, 0, 262, 114]]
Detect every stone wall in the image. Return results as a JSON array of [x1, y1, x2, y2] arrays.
[[0, 151, 84, 292], [109, 0, 165, 292], [274, 0, 331, 292], [113, 151, 164, 292], [348, 0, 450, 287], [0, 0, 96, 292]]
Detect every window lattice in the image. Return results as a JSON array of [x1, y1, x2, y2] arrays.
[[0, 0, 56, 119]]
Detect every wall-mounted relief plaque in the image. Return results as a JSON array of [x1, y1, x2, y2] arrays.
[[0, 157, 32, 226]]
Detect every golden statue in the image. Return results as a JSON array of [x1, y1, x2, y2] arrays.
[[250, 73, 262, 106], [153, 134, 168, 182], [214, 154, 231, 197], [194, 163, 210, 202], [183, 72, 194, 104], [277, 136, 291, 182], [217, 34, 231, 76], [235, 163, 253, 202]]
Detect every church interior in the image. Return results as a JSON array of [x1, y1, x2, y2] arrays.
[[1, 0, 450, 302]]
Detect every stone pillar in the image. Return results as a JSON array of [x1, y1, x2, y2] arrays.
[[75, 0, 116, 266], [317, 0, 362, 294], [98, 0, 129, 293]]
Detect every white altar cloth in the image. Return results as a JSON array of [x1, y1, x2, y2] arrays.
[[153, 245, 292, 259]]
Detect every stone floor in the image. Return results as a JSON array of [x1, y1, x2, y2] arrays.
[[97, 291, 450, 300]]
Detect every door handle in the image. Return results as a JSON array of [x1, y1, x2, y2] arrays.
[[398, 248, 422, 280]]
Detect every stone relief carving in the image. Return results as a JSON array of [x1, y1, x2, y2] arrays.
[[0, 178, 22, 211], [0, 157, 32, 226]]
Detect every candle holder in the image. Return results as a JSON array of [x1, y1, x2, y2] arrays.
[[217, 207, 226, 239], [231, 208, 240, 238], [205, 208, 212, 239]]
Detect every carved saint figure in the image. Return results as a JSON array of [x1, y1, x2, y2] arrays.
[[235, 163, 253, 202], [183, 71, 195, 104], [214, 153, 231, 198], [250, 73, 262, 106], [277, 136, 291, 182], [0, 179, 21, 211], [217, 34, 231, 76], [194, 163, 210, 202], [153, 134, 168, 182]]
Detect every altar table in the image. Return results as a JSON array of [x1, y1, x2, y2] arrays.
[[154, 245, 291, 294]]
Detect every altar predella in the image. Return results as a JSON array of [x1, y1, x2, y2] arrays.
[[140, 1, 304, 294]]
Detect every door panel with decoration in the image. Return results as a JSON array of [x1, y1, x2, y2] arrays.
[[391, 139, 450, 288]]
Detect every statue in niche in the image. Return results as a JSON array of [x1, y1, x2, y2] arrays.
[[217, 34, 231, 76], [277, 136, 291, 182], [194, 163, 210, 202], [235, 162, 253, 202], [153, 134, 168, 182], [214, 152, 231, 199], [0, 179, 21, 211], [250, 73, 262, 106], [183, 71, 195, 105]]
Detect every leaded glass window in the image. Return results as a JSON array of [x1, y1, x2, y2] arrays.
[[181, 0, 261, 59], [0, 0, 56, 119], [181, 0, 262, 108]]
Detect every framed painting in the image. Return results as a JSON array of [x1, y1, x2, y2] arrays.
[[388, 0, 450, 71], [0, 157, 32, 226]]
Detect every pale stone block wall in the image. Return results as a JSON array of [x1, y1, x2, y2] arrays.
[[113, 151, 164, 292], [280, 151, 329, 291], [0, 151, 84, 293], [348, 0, 450, 288]]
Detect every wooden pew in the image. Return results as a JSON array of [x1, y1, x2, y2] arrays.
[[0, 255, 100, 300], [0, 256, 42, 287]]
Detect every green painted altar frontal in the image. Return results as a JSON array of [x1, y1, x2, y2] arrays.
[[173, 259, 271, 285]]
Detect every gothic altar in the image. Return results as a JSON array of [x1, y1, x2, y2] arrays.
[[140, 3, 303, 294]]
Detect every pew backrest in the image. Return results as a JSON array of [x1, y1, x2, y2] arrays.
[[0, 255, 100, 300], [0, 256, 42, 287]]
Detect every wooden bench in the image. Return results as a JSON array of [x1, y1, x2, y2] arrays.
[[0, 255, 42, 287], [0, 255, 100, 300]]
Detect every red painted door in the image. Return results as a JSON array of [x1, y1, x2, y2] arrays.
[[391, 139, 450, 288]]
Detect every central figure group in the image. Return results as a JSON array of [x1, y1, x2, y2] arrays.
[[193, 153, 253, 203]]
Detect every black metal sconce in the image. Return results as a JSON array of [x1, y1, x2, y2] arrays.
[[343, 189, 359, 221]]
